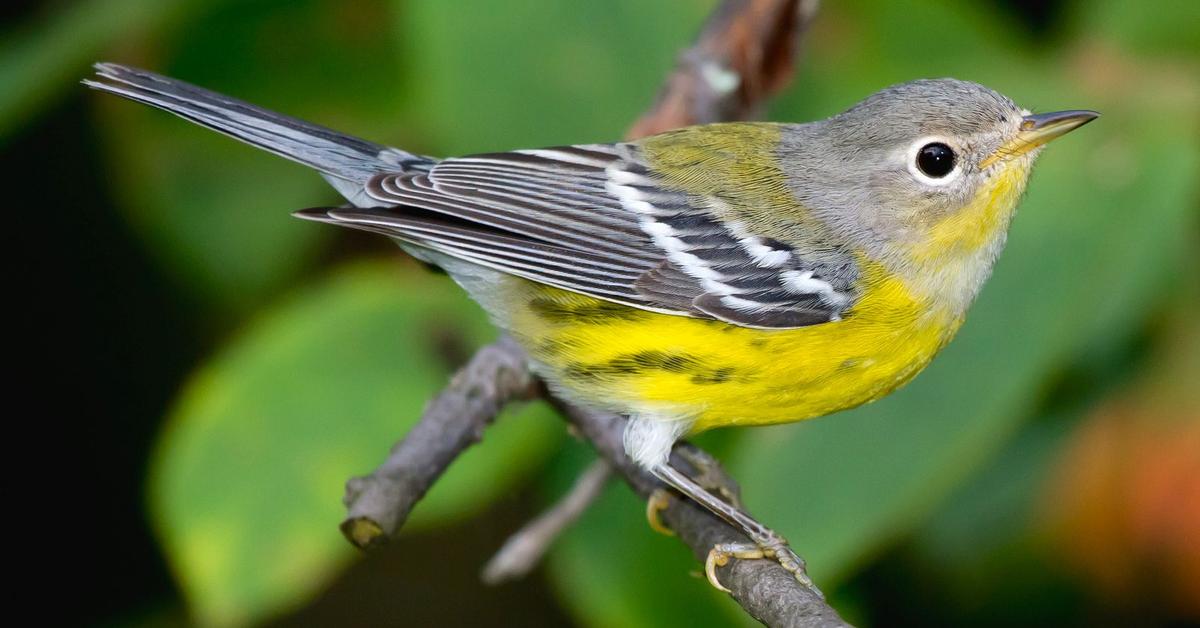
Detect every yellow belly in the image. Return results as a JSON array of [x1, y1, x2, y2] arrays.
[[502, 261, 963, 433]]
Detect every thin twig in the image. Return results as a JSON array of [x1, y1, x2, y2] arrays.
[[628, 0, 820, 138], [481, 460, 612, 585], [554, 402, 848, 628], [340, 336, 538, 548], [342, 1, 849, 625]]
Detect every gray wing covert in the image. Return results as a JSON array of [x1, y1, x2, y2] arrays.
[[296, 143, 858, 328]]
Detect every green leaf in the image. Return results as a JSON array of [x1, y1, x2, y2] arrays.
[[395, 0, 715, 155], [545, 441, 753, 628], [911, 416, 1075, 574], [95, 0, 411, 310], [1078, 0, 1200, 55], [151, 262, 563, 626]]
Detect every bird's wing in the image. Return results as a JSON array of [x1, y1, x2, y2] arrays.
[[297, 142, 857, 329]]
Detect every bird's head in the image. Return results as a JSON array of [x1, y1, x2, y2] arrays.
[[780, 78, 1097, 309]]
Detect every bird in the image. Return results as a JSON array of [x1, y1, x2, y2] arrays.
[[84, 62, 1096, 591]]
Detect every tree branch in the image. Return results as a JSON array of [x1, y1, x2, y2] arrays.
[[554, 402, 848, 628], [342, 1, 849, 625], [628, 0, 820, 137], [340, 336, 538, 548], [480, 460, 612, 585]]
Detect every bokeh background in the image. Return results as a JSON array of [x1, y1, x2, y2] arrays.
[[5, 0, 1197, 626]]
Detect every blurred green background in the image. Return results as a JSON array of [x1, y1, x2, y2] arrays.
[[4, 0, 1197, 626]]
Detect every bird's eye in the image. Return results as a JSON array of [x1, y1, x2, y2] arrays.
[[916, 143, 956, 178]]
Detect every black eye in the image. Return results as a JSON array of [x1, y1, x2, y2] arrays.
[[916, 142, 956, 178]]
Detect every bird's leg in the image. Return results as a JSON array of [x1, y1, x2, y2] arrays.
[[674, 442, 743, 509], [651, 462, 819, 596], [645, 444, 742, 536]]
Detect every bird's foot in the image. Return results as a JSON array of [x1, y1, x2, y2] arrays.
[[704, 537, 819, 596]]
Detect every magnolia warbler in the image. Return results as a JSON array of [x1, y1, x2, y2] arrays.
[[85, 63, 1096, 591]]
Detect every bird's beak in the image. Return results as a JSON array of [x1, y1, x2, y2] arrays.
[[980, 109, 1099, 169]]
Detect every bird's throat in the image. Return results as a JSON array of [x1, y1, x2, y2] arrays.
[[902, 159, 1031, 317]]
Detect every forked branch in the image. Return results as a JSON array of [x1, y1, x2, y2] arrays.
[[341, 2, 848, 625]]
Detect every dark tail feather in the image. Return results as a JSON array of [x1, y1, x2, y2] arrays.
[[83, 63, 432, 183]]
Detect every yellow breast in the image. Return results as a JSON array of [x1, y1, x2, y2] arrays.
[[490, 133, 1030, 435], [503, 259, 962, 434]]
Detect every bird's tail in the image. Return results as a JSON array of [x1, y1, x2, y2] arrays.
[[83, 63, 432, 189]]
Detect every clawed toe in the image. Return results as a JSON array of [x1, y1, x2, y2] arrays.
[[645, 488, 676, 536], [650, 462, 823, 598], [705, 542, 764, 592], [704, 540, 821, 597]]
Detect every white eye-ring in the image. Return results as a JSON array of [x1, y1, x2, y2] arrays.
[[906, 136, 963, 186]]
